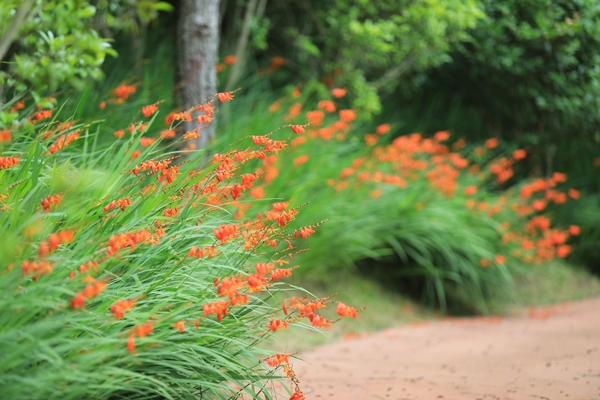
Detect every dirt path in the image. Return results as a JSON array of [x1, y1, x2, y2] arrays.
[[291, 297, 600, 400]]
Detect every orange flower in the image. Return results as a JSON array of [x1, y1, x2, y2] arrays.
[[173, 320, 186, 333], [213, 224, 239, 244], [318, 100, 336, 113], [163, 207, 180, 218], [268, 101, 280, 112], [336, 302, 357, 318], [268, 318, 289, 332], [160, 129, 176, 139], [223, 55, 237, 65], [270, 268, 293, 281], [513, 149, 527, 160], [569, 225, 580, 236], [203, 300, 230, 321], [133, 322, 154, 338], [249, 187, 264, 199], [0, 130, 12, 142], [289, 389, 305, 400], [552, 172, 567, 182], [0, 156, 19, 170], [339, 109, 356, 122], [40, 193, 63, 212], [127, 336, 135, 353], [112, 84, 137, 100], [306, 110, 324, 125], [110, 299, 136, 319], [217, 92, 234, 102], [309, 314, 331, 327], [142, 104, 158, 117], [557, 245, 571, 258], [140, 137, 156, 147], [290, 124, 305, 134], [464, 185, 477, 196], [293, 155, 309, 166], [485, 138, 498, 149], [568, 188, 580, 199], [494, 255, 506, 264], [70, 292, 85, 309], [332, 88, 346, 98], [266, 353, 290, 367], [376, 124, 391, 135], [532, 199, 547, 212], [270, 56, 286, 67], [434, 131, 449, 141]]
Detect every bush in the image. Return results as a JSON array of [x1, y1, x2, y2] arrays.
[[0, 93, 359, 399], [216, 82, 581, 311], [227, 0, 483, 116]]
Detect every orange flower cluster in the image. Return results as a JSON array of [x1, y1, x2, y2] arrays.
[[142, 104, 158, 117], [217, 92, 234, 102], [290, 124, 305, 134], [140, 137, 156, 147], [106, 230, 151, 256], [0, 129, 11, 142], [70, 277, 107, 309], [294, 226, 315, 239], [38, 230, 74, 257], [79, 260, 99, 274], [266, 353, 290, 367], [318, 100, 336, 113], [332, 88, 346, 98], [213, 224, 239, 245], [110, 299, 136, 319], [268, 318, 289, 332], [21, 260, 53, 279], [30, 109, 53, 122], [103, 197, 133, 212], [40, 193, 63, 212], [112, 83, 137, 102], [130, 321, 154, 338], [188, 245, 218, 258], [9, 100, 24, 113], [336, 302, 358, 318], [203, 300, 230, 321], [0, 156, 19, 170], [48, 132, 80, 154]]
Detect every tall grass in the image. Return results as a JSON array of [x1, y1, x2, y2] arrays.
[[213, 81, 582, 312], [0, 93, 359, 399]]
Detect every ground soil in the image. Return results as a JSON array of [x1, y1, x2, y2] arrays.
[[289, 297, 600, 400]]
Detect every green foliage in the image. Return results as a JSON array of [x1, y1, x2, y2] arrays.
[[0, 0, 171, 95], [215, 80, 581, 312], [0, 92, 353, 399], [417, 0, 600, 186], [259, 0, 483, 116], [0, 0, 114, 93]]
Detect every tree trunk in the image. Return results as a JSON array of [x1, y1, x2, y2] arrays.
[[177, 0, 220, 151]]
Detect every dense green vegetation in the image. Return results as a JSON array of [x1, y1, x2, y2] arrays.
[[1, 0, 599, 398]]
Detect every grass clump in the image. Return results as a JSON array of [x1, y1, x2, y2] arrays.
[[215, 82, 585, 313], [0, 93, 360, 399]]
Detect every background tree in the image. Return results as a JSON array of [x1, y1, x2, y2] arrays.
[[177, 0, 221, 151], [0, 0, 169, 112], [238, 0, 484, 116]]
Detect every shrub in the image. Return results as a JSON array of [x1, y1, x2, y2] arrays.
[[216, 83, 581, 311], [0, 94, 358, 399]]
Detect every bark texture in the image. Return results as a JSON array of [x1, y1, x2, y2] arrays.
[[177, 0, 220, 150]]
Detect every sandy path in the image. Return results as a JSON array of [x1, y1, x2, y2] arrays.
[[291, 297, 600, 400]]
